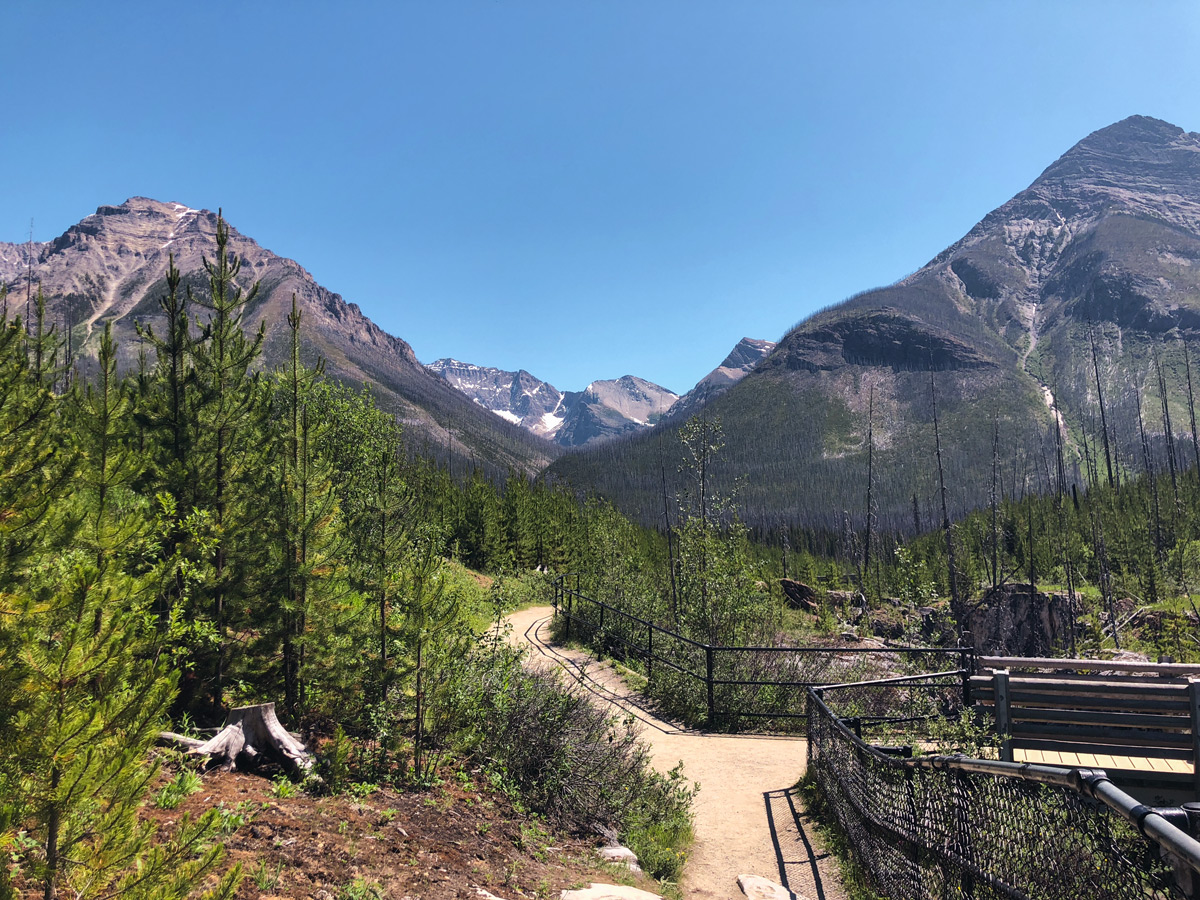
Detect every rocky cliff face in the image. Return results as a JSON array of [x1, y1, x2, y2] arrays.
[[555, 376, 679, 447], [547, 116, 1200, 531], [1, 198, 556, 476], [427, 359, 568, 438]]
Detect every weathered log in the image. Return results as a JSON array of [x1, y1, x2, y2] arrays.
[[158, 702, 313, 779]]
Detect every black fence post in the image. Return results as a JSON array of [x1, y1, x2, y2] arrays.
[[994, 669, 1012, 763], [647, 623, 653, 682], [961, 647, 973, 708], [565, 589, 572, 642], [706, 645, 716, 729], [1189, 679, 1200, 799]]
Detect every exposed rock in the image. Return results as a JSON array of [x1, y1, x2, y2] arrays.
[[826, 590, 865, 606], [597, 845, 642, 874], [968, 584, 1072, 657], [554, 376, 679, 447], [770, 311, 994, 374], [780, 579, 819, 611], [431, 358, 681, 447], [475, 889, 509, 900], [560, 885, 663, 900], [428, 359, 568, 439], [737, 873, 804, 899], [666, 336, 776, 420]]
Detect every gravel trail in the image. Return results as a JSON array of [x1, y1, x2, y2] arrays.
[[505, 606, 846, 900]]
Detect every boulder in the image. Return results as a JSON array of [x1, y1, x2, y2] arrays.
[[968, 584, 1071, 656], [561, 886, 663, 900], [780, 579, 819, 612], [598, 845, 642, 874]]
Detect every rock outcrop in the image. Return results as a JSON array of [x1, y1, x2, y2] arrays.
[[968, 583, 1072, 657]]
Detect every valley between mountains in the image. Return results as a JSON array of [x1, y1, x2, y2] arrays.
[[9, 116, 1200, 536], [8, 114, 1200, 900]]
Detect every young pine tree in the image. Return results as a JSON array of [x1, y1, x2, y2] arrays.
[[263, 295, 343, 720], [187, 213, 269, 713]]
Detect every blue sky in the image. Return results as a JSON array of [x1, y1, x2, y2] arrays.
[[3, 2, 1199, 394]]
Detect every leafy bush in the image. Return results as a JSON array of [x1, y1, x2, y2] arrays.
[[441, 647, 695, 880], [489, 571, 552, 614]]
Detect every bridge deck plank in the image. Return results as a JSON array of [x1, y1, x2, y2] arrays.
[[1014, 747, 1192, 774]]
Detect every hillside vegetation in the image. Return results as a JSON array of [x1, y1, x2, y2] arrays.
[[546, 116, 1200, 535], [0, 221, 695, 900]]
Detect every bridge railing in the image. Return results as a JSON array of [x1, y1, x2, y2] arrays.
[[551, 574, 973, 732], [808, 677, 1200, 900]]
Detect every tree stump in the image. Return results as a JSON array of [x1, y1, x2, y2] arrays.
[[159, 703, 313, 780]]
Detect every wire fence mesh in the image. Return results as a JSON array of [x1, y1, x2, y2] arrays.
[[809, 680, 1200, 900]]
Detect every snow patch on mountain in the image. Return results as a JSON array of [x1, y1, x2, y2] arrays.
[[427, 359, 678, 447]]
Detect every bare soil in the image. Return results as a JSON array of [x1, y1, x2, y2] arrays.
[[132, 764, 658, 900]]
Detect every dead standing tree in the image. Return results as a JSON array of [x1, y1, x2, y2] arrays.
[[930, 372, 963, 635]]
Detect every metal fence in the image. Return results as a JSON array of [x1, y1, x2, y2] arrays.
[[551, 575, 972, 732], [808, 678, 1200, 900]]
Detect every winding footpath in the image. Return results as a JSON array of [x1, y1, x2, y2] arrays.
[[505, 607, 846, 900]]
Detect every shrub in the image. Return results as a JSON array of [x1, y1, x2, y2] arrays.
[[440, 647, 695, 879], [154, 769, 204, 810]]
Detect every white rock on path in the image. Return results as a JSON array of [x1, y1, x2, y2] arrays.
[[598, 845, 643, 873], [560, 884, 664, 900], [737, 873, 806, 900]]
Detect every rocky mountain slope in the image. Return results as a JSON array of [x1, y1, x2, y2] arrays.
[[664, 337, 776, 421], [547, 116, 1200, 532], [426, 359, 569, 438], [555, 375, 678, 446], [0, 198, 557, 476], [427, 358, 678, 447]]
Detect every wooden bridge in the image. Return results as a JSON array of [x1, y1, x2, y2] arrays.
[[971, 655, 1200, 797]]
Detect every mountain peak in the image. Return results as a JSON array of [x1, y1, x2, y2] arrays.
[[1078, 114, 1185, 147], [1032, 114, 1200, 196]]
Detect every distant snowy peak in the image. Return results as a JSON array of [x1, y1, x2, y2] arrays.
[[578, 376, 678, 426], [427, 358, 566, 438], [426, 359, 677, 447], [666, 337, 776, 420]]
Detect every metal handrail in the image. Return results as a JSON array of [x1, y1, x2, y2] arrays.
[[551, 573, 975, 730], [810, 681, 1200, 881]]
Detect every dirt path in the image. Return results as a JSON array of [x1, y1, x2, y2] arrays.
[[505, 607, 846, 900]]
